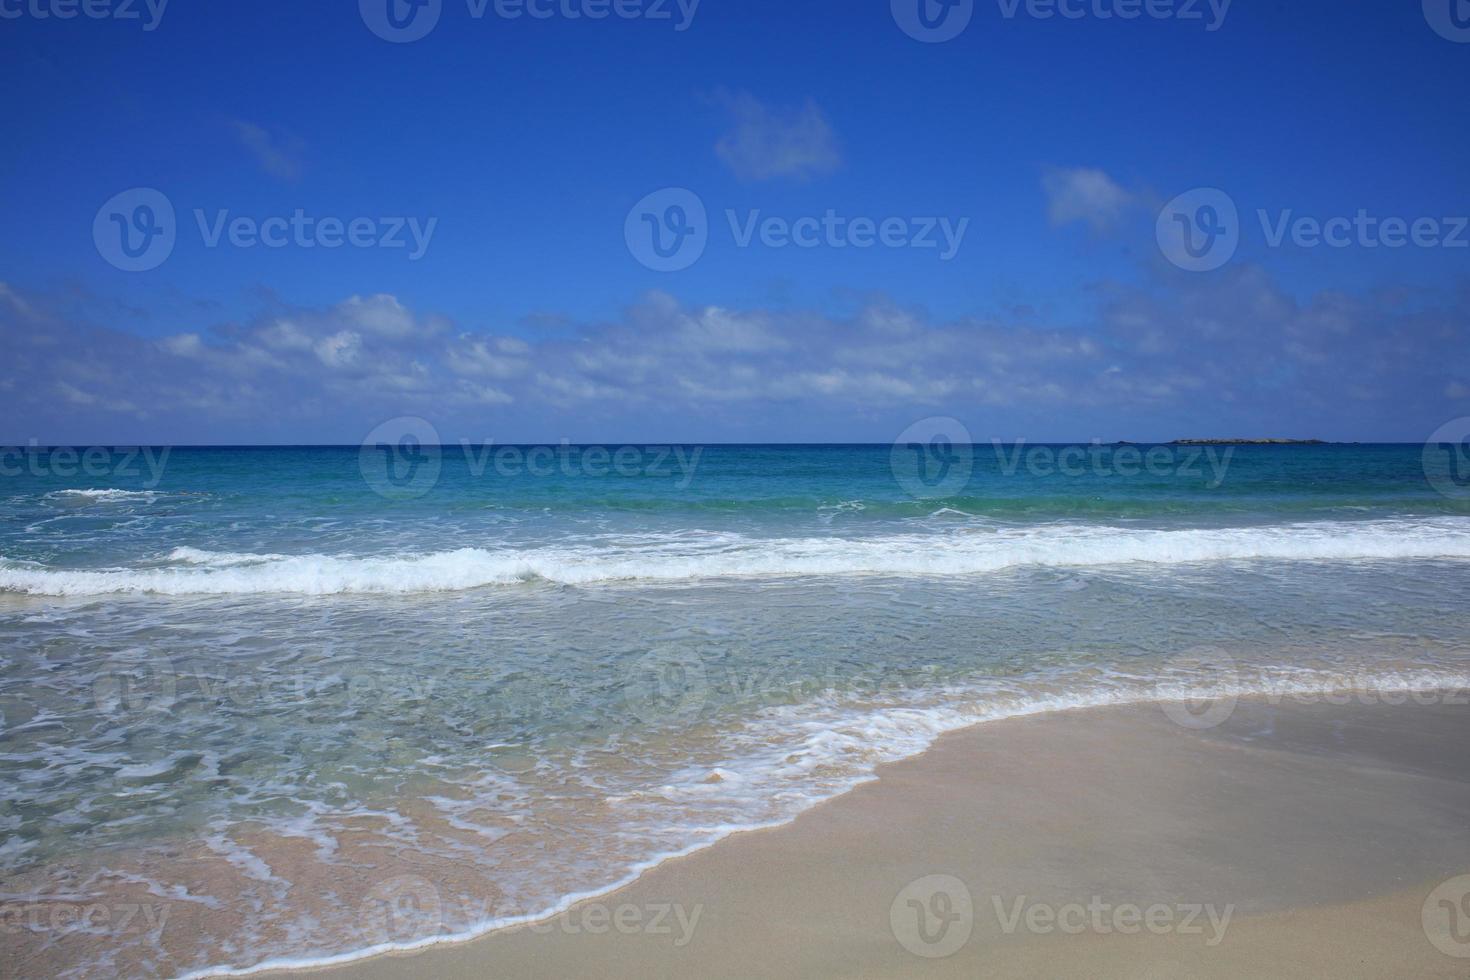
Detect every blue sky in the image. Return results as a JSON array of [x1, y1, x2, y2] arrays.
[[2, 0, 1468, 443]]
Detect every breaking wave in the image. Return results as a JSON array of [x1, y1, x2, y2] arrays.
[[3, 518, 1470, 596]]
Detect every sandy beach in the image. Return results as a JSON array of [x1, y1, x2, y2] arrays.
[[275, 693, 1470, 979]]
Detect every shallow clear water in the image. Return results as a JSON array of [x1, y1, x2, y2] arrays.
[[2, 443, 1469, 976]]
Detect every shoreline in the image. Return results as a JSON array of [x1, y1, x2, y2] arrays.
[[248, 686, 1470, 979], [12, 662, 1469, 978]]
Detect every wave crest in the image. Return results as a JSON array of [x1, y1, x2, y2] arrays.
[[3, 519, 1470, 596], [47, 489, 161, 502]]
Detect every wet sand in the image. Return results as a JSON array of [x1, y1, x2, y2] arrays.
[[282, 694, 1470, 979]]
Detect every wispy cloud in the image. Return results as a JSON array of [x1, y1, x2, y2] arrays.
[[714, 91, 841, 182], [1042, 166, 1135, 233], [4, 271, 1467, 443], [231, 120, 306, 182]]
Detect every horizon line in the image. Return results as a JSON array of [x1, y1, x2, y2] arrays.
[[0, 440, 1421, 449]]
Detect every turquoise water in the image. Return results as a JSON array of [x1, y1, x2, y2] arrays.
[[2, 443, 1469, 976], [5, 444, 1470, 561]]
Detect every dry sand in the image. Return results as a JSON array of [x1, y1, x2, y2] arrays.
[[283, 695, 1470, 979]]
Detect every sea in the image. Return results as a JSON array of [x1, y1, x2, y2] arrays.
[[2, 440, 1469, 976]]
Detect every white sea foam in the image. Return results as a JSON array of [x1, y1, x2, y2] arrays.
[[3, 519, 1470, 596], [176, 663, 1470, 979], [47, 489, 160, 502], [167, 547, 288, 567]]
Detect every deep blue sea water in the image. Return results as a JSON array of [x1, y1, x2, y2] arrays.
[[3, 443, 1469, 976]]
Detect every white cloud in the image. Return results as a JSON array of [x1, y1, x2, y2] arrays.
[[447, 336, 530, 380], [1042, 166, 1135, 233], [56, 381, 95, 405], [672, 304, 789, 353], [258, 319, 315, 352], [159, 333, 204, 357], [314, 330, 363, 369], [231, 120, 305, 182], [457, 382, 515, 405], [334, 294, 427, 339], [0, 282, 39, 320], [56, 381, 139, 415], [6, 273, 1469, 441], [714, 92, 841, 182]]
